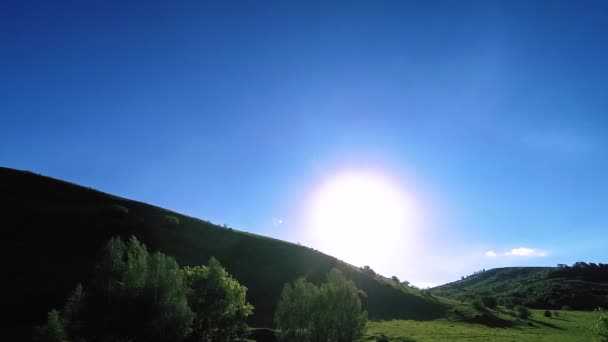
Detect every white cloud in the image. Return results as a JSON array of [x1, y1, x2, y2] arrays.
[[504, 247, 546, 257], [484, 250, 497, 257]]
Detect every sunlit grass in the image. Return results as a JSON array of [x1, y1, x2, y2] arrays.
[[365, 309, 597, 341]]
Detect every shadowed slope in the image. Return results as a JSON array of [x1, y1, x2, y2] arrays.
[[1, 166, 446, 340]]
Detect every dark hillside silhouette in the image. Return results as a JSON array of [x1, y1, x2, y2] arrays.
[[1, 167, 445, 340]]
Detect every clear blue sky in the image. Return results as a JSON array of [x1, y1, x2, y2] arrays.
[[2, 1, 607, 286]]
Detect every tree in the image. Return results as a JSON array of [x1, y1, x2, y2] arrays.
[[86, 236, 193, 342], [36, 236, 255, 342], [391, 276, 400, 283], [274, 277, 319, 341], [592, 313, 608, 342], [275, 268, 367, 342], [35, 309, 67, 342], [183, 257, 254, 341]]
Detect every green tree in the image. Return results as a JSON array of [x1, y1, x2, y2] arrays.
[[62, 284, 86, 341], [35, 309, 67, 342], [275, 268, 367, 342], [183, 257, 253, 341], [274, 277, 318, 341], [592, 313, 608, 342]]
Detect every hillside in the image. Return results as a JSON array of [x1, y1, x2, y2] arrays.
[[1, 167, 447, 340], [430, 266, 608, 310]]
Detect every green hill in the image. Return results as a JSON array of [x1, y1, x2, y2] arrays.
[[1, 167, 447, 340], [430, 266, 608, 310]]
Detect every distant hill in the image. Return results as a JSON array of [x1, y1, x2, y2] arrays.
[[430, 265, 608, 310], [1, 167, 448, 340]]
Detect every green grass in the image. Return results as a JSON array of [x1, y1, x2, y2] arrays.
[[365, 309, 598, 341]]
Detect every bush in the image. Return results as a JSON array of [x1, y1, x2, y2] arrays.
[[592, 313, 608, 342], [163, 214, 180, 226], [515, 305, 531, 319], [544, 310, 552, 318], [554, 311, 559, 317], [481, 296, 498, 309], [472, 299, 486, 311], [275, 268, 367, 341], [101, 203, 129, 218]]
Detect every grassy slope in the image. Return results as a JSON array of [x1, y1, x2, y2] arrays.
[[1, 167, 447, 339], [430, 267, 608, 310], [365, 309, 598, 341]]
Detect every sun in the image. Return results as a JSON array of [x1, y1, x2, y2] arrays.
[[307, 171, 416, 268]]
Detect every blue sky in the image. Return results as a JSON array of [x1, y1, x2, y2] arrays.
[[2, 1, 607, 286]]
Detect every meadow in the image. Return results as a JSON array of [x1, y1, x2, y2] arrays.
[[366, 309, 598, 341]]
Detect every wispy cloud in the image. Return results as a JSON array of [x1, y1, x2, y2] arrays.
[[484, 250, 497, 257], [504, 247, 546, 257]]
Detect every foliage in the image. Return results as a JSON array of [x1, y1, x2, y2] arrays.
[[362, 265, 376, 277], [83, 236, 193, 342], [549, 262, 608, 283], [544, 310, 552, 318], [163, 214, 180, 226], [183, 257, 254, 341], [515, 305, 530, 319], [102, 203, 129, 218], [481, 296, 497, 309], [592, 313, 608, 342], [275, 268, 367, 342], [431, 266, 608, 311], [35, 236, 253, 342], [35, 309, 67, 342], [472, 299, 485, 311]]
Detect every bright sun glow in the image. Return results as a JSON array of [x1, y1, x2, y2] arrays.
[[307, 171, 417, 269]]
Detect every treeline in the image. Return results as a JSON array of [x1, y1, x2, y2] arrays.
[[35, 236, 368, 342], [550, 262, 608, 282], [35, 236, 253, 342]]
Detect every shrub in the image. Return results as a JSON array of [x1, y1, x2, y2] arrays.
[[544, 310, 552, 318], [362, 265, 376, 277], [101, 203, 129, 218], [472, 299, 486, 311], [515, 305, 531, 319], [592, 313, 608, 342], [163, 214, 180, 226], [481, 296, 498, 309], [554, 311, 559, 317]]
